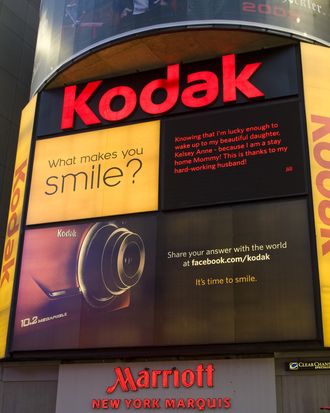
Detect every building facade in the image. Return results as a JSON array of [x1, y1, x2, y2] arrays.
[[0, 1, 330, 412]]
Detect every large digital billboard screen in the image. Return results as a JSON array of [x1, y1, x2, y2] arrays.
[[12, 199, 317, 352], [10, 45, 320, 354], [31, 0, 329, 95]]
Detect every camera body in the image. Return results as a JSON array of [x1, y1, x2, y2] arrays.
[[13, 215, 156, 351]]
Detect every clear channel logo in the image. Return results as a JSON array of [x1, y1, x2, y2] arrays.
[[288, 362, 299, 371]]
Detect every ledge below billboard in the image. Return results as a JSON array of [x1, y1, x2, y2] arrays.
[[12, 198, 317, 352]]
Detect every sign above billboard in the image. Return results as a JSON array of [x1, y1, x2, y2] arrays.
[[60, 54, 264, 130], [36, 46, 299, 137]]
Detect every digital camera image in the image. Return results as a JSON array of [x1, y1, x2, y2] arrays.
[[34, 222, 145, 310], [12, 216, 157, 351]]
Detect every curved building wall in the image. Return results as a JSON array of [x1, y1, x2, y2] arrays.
[[32, 0, 330, 94]]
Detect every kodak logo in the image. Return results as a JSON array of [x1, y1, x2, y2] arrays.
[[61, 54, 264, 129]]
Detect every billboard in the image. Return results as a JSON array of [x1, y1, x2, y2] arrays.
[[10, 44, 321, 354], [55, 359, 276, 413], [12, 198, 316, 352], [301, 43, 330, 346], [27, 121, 160, 224], [0, 96, 37, 359]]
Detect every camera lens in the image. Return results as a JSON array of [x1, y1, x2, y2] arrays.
[[77, 223, 145, 308], [101, 228, 144, 295], [123, 243, 141, 277]]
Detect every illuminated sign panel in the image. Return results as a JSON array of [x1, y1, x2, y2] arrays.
[[36, 46, 299, 137], [60, 55, 264, 130], [287, 361, 330, 371], [161, 99, 306, 210], [301, 43, 330, 346], [27, 121, 160, 224], [55, 359, 276, 413], [0, 96, 37, 359]]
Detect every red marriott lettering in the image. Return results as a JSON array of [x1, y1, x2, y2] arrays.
[[106, 364, 215, 394], [61, 54, 264, 129]]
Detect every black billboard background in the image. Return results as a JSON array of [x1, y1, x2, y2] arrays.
[[161, 98, 307, 210], [155, 199, 317, 345]]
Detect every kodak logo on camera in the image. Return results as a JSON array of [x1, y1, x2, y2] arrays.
[[27, 121, 160, 224], [57, 229, 77, 238]]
